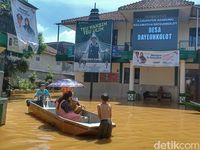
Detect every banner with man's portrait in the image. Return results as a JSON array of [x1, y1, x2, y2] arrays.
[[74, 20, 113, 73], [11, 0, 38, 53], [133, 50, 179, 67]]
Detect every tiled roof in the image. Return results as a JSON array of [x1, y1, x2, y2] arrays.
[[47, 42, 74, 55], [118, 0, 194, 10], [45, 46, 57, 56], [61, 11, 126, 26]]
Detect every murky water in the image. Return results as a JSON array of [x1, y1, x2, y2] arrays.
[[0, 93, 200, 150]]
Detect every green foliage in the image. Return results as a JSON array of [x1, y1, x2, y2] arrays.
[[4, 58, 29, 77], [37, 33, 47, 54], [0, 0, 29, 15], [16, 59, 29, 73], [45, 66, 53, 82], [22, 46, 34, 59], [21, 33, 47, 57], [4, 58, 16, 77], [17, 77, 34, 90], [4, 33, 47, 77], [0, 0, 11, 15], [29, 72, 37, 84]]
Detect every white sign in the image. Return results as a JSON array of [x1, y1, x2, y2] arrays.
[[133, 50, 179, 67], [7, 33, 23, 53], [11, 0, 38, 53]]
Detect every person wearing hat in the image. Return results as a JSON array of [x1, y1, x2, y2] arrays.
[[97, 93, 112, 139], [34, 83, 51, 107], [88, 33, 100, 60]]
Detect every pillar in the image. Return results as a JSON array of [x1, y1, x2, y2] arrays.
[[129, 60, 135, 91], [180, 60, 185, 93], [0, 71, 4, 95]]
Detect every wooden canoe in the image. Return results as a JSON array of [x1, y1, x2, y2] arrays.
[[179, 100, 200, 112], [26, 100, 116, 136]]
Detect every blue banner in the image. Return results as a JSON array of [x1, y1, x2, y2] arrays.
[[132, 10, 179, 50]]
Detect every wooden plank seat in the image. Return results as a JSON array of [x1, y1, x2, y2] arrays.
[[143, 91, 172, 101]]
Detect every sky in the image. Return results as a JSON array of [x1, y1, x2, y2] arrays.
[[28, 0, 200, 44]]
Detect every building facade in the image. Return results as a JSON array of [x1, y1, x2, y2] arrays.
[[16, 44, 74, 81], [60, 0, 200, 101], [0, 0, 36, 95]]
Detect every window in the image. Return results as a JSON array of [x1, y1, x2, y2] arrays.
[[134, 68, 140, 84], [8, 38, 12, 46], [123, 67, 140, 84], [36, 56, 40, 61], [130, 29, 133, 47], [189, 28, 200, 47], [57, 61, 61, 65], [84, 72, 99, 82], [112, 29, 118, 45], [124, 68, 130, 84]]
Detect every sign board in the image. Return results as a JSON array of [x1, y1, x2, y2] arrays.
[[133, 50, 179, 67], [132, 10, 179, 50], [74, 20, 113, 73], [11, 0, 38, 52]]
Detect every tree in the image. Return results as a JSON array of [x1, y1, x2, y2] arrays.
[[1, 0, 45, 92], [45, 66, 54, 83], [29, 72, 37, 84], [0, 0, 10, 15], [4, 33, 47, 77], [37, 32, 47, 54]]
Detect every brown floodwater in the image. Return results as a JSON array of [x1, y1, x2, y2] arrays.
[[0, 93, 200, 150]]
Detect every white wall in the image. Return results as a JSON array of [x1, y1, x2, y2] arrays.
[[75, 72, 84, 82], [114, 22, 132, 45], [179, 21, 190, 42], [140, 67, 175, 86], [29, 54, 62, 74]]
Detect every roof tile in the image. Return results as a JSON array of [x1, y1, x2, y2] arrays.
[[61, 11, 126, 26], [118, 0, 194, 10]]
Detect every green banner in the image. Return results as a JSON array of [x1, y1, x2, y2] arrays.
[[75, 20, 113, 73]]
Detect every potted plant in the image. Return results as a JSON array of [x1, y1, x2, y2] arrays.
[[127, 90, 136, 101], [179, 92, 190, 102]]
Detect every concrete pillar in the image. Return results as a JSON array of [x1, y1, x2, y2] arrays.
[[129, 61, 135, 91], [0, 71, 4, 96], [180, 60, 185, 93]]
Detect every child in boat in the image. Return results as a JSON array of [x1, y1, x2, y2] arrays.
[[97, 93, 112, 139], [71, 97, 86, 114], [55, 91, 81, 122]]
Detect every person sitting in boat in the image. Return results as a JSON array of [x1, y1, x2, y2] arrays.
[[61, 88, 85, 114], [62, 87, 73, 94], [34, 83, 51, 107], [97, 93, 112, 139], [71, 97, 86, 114], [55, 91, 81, 122]]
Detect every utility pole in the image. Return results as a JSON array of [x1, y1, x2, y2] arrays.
[[88, 3, 100, 101], [56, 23, 61, 53]]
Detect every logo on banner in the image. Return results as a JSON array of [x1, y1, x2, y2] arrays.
[[11, 0, 38, 53]]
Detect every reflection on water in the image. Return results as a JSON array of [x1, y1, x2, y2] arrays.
[[0, 93, 200, 150]]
